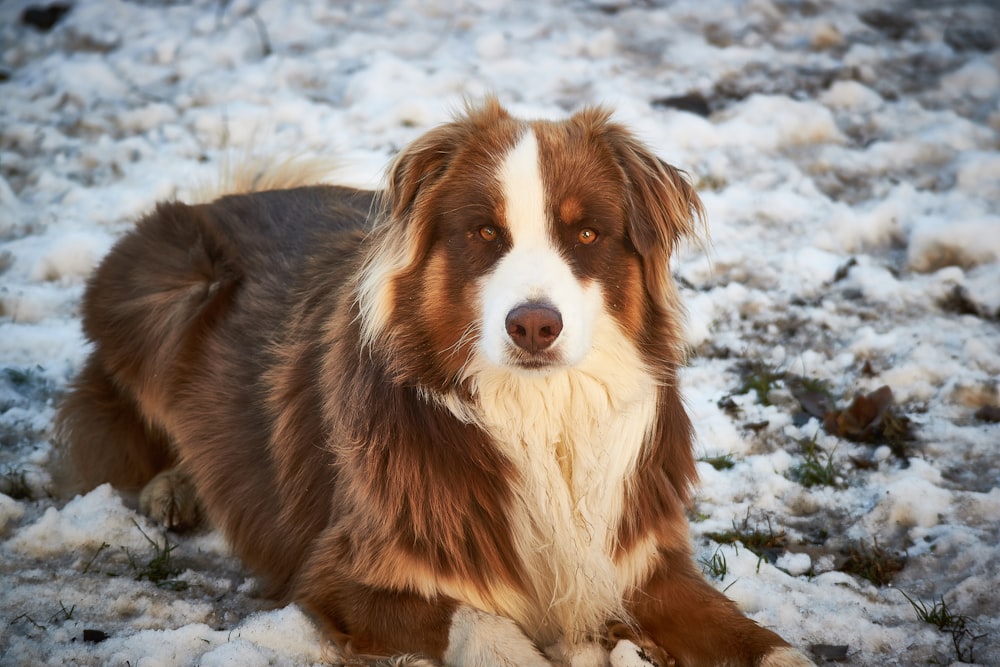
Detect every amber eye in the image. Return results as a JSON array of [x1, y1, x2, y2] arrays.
[[479, 225, 499, 242], [578, 228, 599, 245]]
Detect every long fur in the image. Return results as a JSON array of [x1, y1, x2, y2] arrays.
[[56, 98, 812, 667]]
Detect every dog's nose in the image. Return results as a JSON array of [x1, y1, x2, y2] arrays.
[[505, 303, 563, 353]]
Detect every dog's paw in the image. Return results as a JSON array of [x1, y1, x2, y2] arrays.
[[759, 646, 817, 667], [609, 639, 672, 667], [321, 640, 441, 666], [544, 638, 609, 667], [138, 468, 203, 531], [443, 606, 552, 667]]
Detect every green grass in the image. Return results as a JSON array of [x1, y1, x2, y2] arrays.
[[81, 542, 111, 575], [48, 601, 75, 624], [9, 612, 46, 631], [698, 453, 736, 471], [795, 375, 833, 397], [733, 359, 785, 407], [902, 591, 985, 663], [705, 510, 787, 563], [789, 437, 842, 489], [699, 545, 730, 579], [80, 527, 188, 591], [786, 374, 835, 419], [126, 521, 188, 591]]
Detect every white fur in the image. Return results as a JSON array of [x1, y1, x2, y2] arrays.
[[480, 129, 599, 368], [759, 647, 817, 667], [609, 640, 659, 667], [546, 639, 611, 667], [444, 605, 552, 667], [356, 219, 419, 354], [461, 315, 659, 645], [434, 130, 661, 646]]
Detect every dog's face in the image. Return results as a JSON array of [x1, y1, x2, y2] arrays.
[[358, 99, 702, 389]]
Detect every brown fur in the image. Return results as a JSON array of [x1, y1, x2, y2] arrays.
[[56, 99, 803, 666]]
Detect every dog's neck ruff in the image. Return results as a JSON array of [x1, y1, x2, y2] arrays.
[[433, 310, 660, 644]]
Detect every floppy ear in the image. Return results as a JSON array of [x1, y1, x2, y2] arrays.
[[619, 147, 703, 260], [578, 109, 705, 309], [359, 97, 513, 349], [381, 96, 512, 222], [359, 124, 461, 350], [381, 125, 461, 223]]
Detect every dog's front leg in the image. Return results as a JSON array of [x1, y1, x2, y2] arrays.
[[626, 549, 815, 667], [444, 605, 553, 667], [297, 562, 551, 666]]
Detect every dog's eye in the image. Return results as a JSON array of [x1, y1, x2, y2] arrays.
[[578, 228, 599, 245], [478, 225, 499, 242]]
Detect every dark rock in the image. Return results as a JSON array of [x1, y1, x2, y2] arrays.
[[82, 629, 109, 643], [859, 10, 916, 41], [651, 93, 712, 116], [20, 3, 72, 32], [810, 644, 850, 662], [974, 405, 1000, 423], [945, 25, 998, 53]]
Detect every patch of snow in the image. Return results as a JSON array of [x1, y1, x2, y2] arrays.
[[1, 0, 998, 665]]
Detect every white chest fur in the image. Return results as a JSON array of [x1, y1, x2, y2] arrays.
[[448, 313, 660, 644]]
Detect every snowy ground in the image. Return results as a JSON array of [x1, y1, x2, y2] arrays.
[[1, 0, 998, 665]]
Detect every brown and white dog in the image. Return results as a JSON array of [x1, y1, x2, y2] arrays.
[[57, 99, 813, 667]]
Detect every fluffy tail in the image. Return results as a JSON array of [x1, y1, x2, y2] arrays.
[[189, 152, 340, 204], [54, 200, 244, 495]]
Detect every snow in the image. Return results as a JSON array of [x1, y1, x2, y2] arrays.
[[1, 0, 998, 666], [8, 484, 157, 557]]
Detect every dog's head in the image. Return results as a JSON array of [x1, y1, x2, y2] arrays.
[[357, 98, 703, 390]]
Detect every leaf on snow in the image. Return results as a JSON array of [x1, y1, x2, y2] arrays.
[[823, 385, 913, 459]]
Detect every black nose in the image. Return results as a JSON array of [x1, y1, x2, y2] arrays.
[[505, 303, 563, 353]]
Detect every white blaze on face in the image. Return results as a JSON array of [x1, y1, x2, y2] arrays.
[[449, 128, 661, 645], [479, 128, 602, 370]]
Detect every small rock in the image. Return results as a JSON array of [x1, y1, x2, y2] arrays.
[[20, 3, 72, 32], [82, 629, 108, 643], [651, 93, 711, 117], [810, 644, 850, 662], [974, 405, 1000, 423]]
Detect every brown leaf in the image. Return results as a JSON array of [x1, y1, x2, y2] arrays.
[[823, 385, 894, 441], [790, 384, 831, 419]]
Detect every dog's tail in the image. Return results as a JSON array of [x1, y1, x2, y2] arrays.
[[54, 200, 244, 496], [56, 141, 339, 495], [189, 152, 340, 204]]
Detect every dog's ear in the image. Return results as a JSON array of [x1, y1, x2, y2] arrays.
[[361, 98, 514, 351], [619, 146, 703, 261], [382, 96, 512, 222], [360, 125, 457, 351], [576, 108, 705, 308], [381, 125, 460, 223]]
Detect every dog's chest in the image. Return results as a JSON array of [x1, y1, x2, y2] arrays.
[[470, 367, 659, 642]]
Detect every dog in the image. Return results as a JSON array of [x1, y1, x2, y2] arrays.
[[57, 98, 814, 667]]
